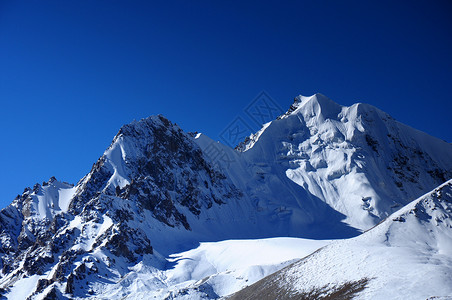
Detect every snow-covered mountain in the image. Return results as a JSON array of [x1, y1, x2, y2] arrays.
[[230, 179, 452, 300], [218, 93, 452, 231], [0, 93, 451, 299]]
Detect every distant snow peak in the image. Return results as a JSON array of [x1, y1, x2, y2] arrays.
[[283, 94, 313, 117], [283, 93, 339, 118]]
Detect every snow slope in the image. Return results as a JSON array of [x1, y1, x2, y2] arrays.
[[97, 238, 331, 299], [230, 179, 452, 300], [1, 236, 330, 299]]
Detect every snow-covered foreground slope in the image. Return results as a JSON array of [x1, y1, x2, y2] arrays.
[[95, 237, 331, 299], [230, 180, 452, 300], [4, 237, 330, 299]]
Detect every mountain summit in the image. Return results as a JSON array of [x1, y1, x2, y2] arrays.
[[227, 93, 452, 229], [0, 94, 451, 299]]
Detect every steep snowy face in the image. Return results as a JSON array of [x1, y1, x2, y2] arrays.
[[238, 93, 452, 230], [22, 178, 76, 220], [231, 180, 452, 300], [195, 133, 361, 240]]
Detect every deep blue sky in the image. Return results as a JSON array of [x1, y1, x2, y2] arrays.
[[1, 0, 451, 208]]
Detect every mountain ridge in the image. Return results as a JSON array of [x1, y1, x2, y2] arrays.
[[0, 93, 451, 299]]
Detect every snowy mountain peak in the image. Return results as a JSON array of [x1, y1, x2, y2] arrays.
[[117, 114, 176, 138], [0, 93, 451, 299], [283, 93, 342, 121], [236, 92, 452, 230]]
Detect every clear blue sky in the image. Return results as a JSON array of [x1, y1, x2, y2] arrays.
[[1, 0, 451, 208]]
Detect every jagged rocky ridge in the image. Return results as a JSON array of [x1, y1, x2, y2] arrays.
[[0, 94, 451, 299], [0, 115, 246, 298]]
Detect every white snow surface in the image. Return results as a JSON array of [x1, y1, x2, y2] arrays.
[[104, 136, 131, 189], [30, 180, 76, 219], [6, 274, 40, 300], [93, 237, 331, 299]]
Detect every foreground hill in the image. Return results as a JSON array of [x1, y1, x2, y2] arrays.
[[230, 179, 452, 300]]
